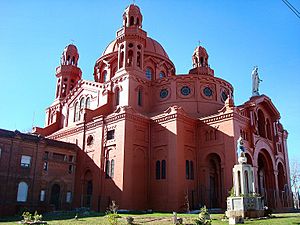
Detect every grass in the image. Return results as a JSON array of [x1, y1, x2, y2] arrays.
[[0, 212, 299, 225]]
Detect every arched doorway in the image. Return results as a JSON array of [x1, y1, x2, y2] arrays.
[[257, 110, 266, 138], [50, 184, 61, 210], [277, 162, 287, 206], [82, 170, 93, 208], [207, 153, 222, 208], [257, 150, 275, 207]]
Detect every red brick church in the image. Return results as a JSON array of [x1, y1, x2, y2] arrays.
[[0, 4, 292, 215]]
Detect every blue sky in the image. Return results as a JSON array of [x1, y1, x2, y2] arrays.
[[0, 0, 299, 161]]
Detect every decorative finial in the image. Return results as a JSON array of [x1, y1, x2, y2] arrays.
[[198, 40, 201, 47]]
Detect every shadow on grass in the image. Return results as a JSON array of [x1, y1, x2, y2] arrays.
[[0, 211, 106, 223]]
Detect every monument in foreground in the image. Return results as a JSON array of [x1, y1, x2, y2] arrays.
[[226, 137, 264, 224]]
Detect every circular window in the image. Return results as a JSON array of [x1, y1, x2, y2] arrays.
[[203, 87, 213, 97], [160, 89, 169, 99], [128, 43, 133, 48], [137, 45, 141, 50], [221, 91, 228, 102], [181, 86, 191, 96]]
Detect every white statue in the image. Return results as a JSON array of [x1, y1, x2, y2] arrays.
[[237, 136, 245, 158], [252, 66, 262, 96]]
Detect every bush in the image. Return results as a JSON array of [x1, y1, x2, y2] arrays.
[[195, 206, 212, 225], [106, 200, 120, 225]]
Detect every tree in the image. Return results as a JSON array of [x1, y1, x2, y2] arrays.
[[290, 161, 300, 209]]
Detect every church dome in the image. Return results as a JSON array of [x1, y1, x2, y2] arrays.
[[102, 37, 169, 59]]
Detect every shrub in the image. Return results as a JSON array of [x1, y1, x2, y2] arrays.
[[195, 206, 212, 225]]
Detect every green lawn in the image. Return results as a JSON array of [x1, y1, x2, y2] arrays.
[[0, 212, 299, 225]]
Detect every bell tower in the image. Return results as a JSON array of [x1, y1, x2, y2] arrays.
[[55, 44, 82, 100], [189, 45, 214, 76], [116, 4, 147, 73]]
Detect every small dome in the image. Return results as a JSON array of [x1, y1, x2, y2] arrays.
[[102, 37, 169, 59], [192, 45, 209, 68], [61, 44, 79, 66], [124, 4, 141, 15]]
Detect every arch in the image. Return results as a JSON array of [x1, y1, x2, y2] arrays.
[[253, 139, 276, 169], [156, 160, 160, 180], [110, 159, 115, 178], [136, 17, 140, 26], [102, 70, 107, 82], [127, 50, 133, 67], [266, 119, 272, 140], [119, 51, 124, 68], [129, 16, 134, 26], [115, 87, 120, 106], [206, 153, 222, 208], [137, 51, 141, 68], [17, 182, 28, 202], [50, 184, 61, 210], [83, 170, 93, 207], [245, 152, 253, 165], [145, 67, 153, 80], [277, 162, 286, 192], [105, 160, 110, 178], [74, 102, 80, 122], [159, 71, 166, 78], [138, 88, 143, 106], [85, 97, 91, 109], [257, 148, 276, 207], [257, 109, 266, 138]]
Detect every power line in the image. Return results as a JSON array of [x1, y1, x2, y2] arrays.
[[282, 0, 300, 19]]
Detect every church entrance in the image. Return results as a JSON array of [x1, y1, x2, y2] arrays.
[[207, 153, 222, 208], [82, 170, 93, 208], [50, 184, 61, 210], [257, 150, 275, 207]]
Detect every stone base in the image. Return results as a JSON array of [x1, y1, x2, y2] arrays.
[[226, 209, 264, 218], [229, 216, 244, 224]]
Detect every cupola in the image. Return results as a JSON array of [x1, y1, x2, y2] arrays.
[[123, 4, 143, 28], [189, 45, 214, 76], [55, 44, 82, 100], [60, 44, 79, 66], [192, 45, 209, 68]]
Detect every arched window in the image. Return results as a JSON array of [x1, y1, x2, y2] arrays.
[[85, 97, 91, 109], [119, 51, 124, 68], [257, 110, 266, 138], [138, 88, 142, 106], [161, 160, 166, 179], [130, 16, 134, 26], [136, 18, 140, 26], [102, 71, 107, 82], [156, 160, 161, 180], [186, 160, 190, 179], [105, 160, 110, 178], [190, 161, 194, 180], [266, 119, 272, 140], [127, 50, 133, 67], [110, 159, 115, 178], [245, 171, 249, 194], [72, 56, 75, 65], [56, 84, 60, 98], [80, 98, 85, 110], [17, 182, 28, 202], [159, 71, 165, 78], [137, 52, 141, 68], [145, 67, 153, 80], [115, 88, 120, 106], [74, 102, 80, 122]]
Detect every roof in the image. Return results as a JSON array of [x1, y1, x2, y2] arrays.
[[0, 128, 78, 150]]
